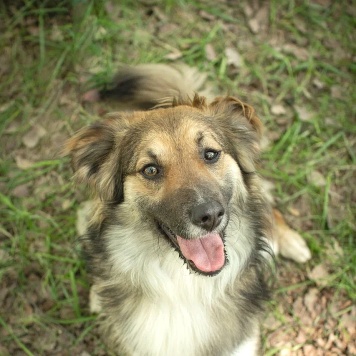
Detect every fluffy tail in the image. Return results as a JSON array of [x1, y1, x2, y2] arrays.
[[97, 64, 212, 109]]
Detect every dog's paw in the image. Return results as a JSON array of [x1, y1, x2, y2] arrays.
[[273, 209, 312, 264], [278, 227, 312, 263], [89, 286, 102, 314]]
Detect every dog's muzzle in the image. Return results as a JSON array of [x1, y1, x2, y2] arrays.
[[159, 201, 227, 275]]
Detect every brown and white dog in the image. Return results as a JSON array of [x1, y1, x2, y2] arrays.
[[65, 64, 311, 355]]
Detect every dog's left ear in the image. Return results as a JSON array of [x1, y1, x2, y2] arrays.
[[63, 116, 124, 202], [209, 96, 263, 173]]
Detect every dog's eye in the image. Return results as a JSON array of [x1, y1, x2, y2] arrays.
[[141, 165, 161, 179], [203, 149, 221, 163]]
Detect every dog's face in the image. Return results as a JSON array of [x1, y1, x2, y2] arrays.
[[65, 96, 262, 275]]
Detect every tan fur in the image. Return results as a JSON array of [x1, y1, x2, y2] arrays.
[[66, 63, 311, 356]]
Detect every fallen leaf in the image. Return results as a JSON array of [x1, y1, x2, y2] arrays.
[[61, 199, 72, 211], [304, 288, 319, 315], [308, 170, 327, 187], [82, 89, 100, 102], [243, 4, 253, 18], [295, 106, 315, 122], [347, 343, 356, 355], [152, 6, 167, 22], [80, 352, 91, 356], [164, 50, 183, 60], [311, 0, 331, 6], [225, 47, 242, 67], [331, 85, 343, 99], [303, 344, 319, 355], [22, 124, 46, 148], [0, 102, 12, 113], [199, 10, 215, 21], [15, 156, 34, 170], [339, 306, 356, 335], [104, 1, 120, 20], [282, 44, 309, 60], [248, 18, 260, 34], [263, 314, 282, 330], [50, 24, 64, 41], [313, 78, 325, 89], [280, 344, 294, 356], [94, 26, 108, 40], [295, 329, 308, 344], [247, 5, 269, 34], [11, 184, 30, 198], [308, 264, 329, 286], [287, 207, 300, 217], [271, 104, 286, 116], [205, 44, 217, 61]]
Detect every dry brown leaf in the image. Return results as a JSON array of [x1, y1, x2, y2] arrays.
[[15, 156, 34, 170], [308, 170, 327, 187], [271, 104, 286, 116], [287, 207, 301, 217], [247, 5, 269, 34], [205, 44, 217, 61], [295, 106, 315, 122], [295, 329, 308, 344], [22, 124, 46, 148], [199, 10, 215, 21], [263, 314, 282, 331], [164, 51, 183, 60], [311, 0, 332, 6], [313, 78, 325, 89], [339, 306, 356, 335], [308, 264, 329, 286], [0, 102, 12, 113], [104, 1, 121, 20], [50, 24, 64, 41], [304, 288, 319, 315], [303, 344, 320, 356], [82, 89, 100, 103], [279, 345, 294, 356], [11, 184, 30, 198], [94, 26, 108, 40], [225, 47, 242, 67], [331, 85, 343, 99], [248, 18, 260, 34], [152, 7, 167, 22], [282, 43, 309, 60]]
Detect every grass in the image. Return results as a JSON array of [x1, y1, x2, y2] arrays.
[[0, 0, 355, 354]]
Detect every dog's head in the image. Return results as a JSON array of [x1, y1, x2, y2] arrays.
[[65, 95, 263, 275]]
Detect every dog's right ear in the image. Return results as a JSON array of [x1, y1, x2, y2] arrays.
[[63, 117, 124, 201], [208, 96, 263, 174]]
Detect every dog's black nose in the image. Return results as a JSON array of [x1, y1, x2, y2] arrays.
[[191, 202, 225, 231]]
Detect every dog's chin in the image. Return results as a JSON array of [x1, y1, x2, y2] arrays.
[[157, 222, 227, 277]]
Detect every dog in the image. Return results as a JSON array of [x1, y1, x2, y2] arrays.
[[65, 64, 311, 355]]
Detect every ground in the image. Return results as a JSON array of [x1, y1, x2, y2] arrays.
[[0, 1, 355, 355]]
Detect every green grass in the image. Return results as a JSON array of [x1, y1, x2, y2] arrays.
[[0, 0, 355, 353]]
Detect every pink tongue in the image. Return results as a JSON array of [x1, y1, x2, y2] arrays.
[[176, 233, 225, 273]]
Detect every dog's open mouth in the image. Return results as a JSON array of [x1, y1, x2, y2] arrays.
[[159, 223, 226, 275]]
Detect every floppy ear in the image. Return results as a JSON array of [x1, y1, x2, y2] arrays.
[[63, 116, 124, 202], [209, 96, 263, 173]]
